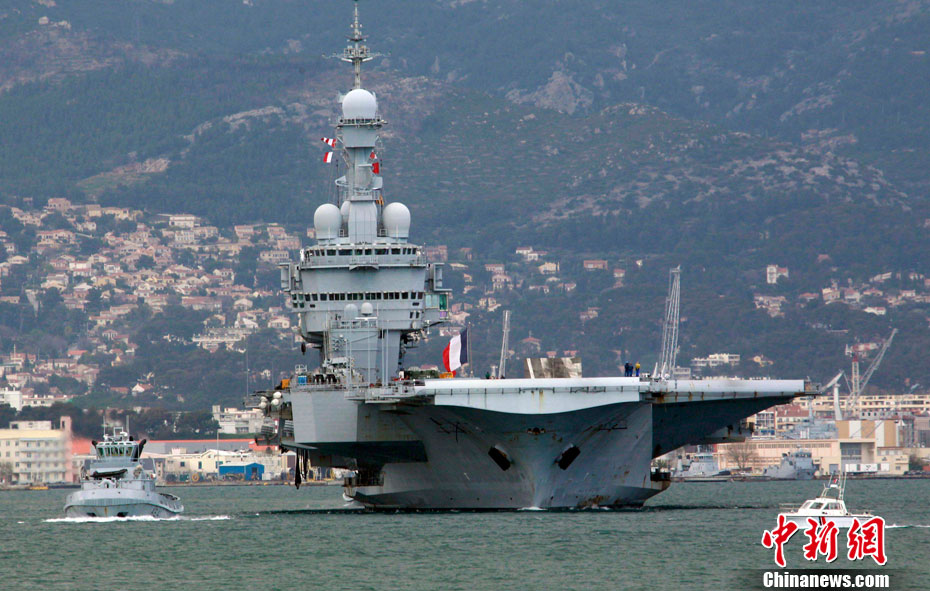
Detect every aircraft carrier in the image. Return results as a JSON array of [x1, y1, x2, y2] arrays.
[[252, 3, 816, 509]]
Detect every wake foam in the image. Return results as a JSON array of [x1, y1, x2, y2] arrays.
[[44, 514, 230, 524]]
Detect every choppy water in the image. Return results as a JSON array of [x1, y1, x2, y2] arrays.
[[2, 479, 928, 590]]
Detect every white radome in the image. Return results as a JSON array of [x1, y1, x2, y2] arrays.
[[360, 302, 374, 316], [314, 203, 341, 240], [382, 202, 411, 239], [340, 199, 351, 223], [342, 88, 377, 119]]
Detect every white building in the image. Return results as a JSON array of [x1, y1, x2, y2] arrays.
[[0, 417, 74, 484], [691, 353, 741, 369], [212, 405, 265, 435], [766, 265, 789, 284], [0, 386, 23, 411]]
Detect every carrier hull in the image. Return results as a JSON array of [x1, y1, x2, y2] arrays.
[[344, 401, 664, 509], [279, 377, 808, 510]]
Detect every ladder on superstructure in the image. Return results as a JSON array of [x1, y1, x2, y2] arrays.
[[655, 266, 681, 379]]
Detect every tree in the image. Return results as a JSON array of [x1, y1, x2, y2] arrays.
[[136, 255, 156, 270], [724, 441, 758, 473], [41, 288, 63, 311], [0, 462, 12, 484]]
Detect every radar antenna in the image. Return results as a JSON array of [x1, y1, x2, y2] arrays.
[[331, 0, 382, 89], [655, 266, 681, 379]]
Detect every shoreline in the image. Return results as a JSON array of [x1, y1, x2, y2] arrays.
[[0, 480, 342, 491]]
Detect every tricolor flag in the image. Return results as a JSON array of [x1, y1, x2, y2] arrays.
[[372, 162, 380, 174], [323, 152, 334, 163], [321, 137, 337, 147], [442, 329, 468, 375]]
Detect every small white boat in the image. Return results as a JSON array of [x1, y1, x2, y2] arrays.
[[778, 472, 873, 528]]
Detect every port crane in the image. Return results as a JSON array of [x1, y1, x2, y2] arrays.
[[654, 266, 681, 379], [820, 371, 845, 421], [844, 328, 897, 416]]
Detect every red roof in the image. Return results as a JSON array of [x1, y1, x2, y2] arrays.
[[72, 437, 94, 455], [775, 404, 808, 417], [149, 438, 253, 445]]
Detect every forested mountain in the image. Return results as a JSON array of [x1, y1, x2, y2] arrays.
[[1, 0, 928, 401]]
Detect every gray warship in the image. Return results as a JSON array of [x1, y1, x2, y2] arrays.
[[64, 427, 183, 518], [252, 3, 817, 509], [763, 449, 816, 480]]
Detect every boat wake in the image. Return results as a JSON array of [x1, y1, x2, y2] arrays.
[[44, 515, 230, 524], [886, 523, 930, 529]]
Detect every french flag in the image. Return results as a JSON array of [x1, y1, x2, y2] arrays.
[[442, 329, 468, 375]]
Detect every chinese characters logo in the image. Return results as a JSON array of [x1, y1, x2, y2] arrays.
[[761, 516, 886, 567]]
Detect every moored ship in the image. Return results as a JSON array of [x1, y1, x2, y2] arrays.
[[763, 449, 816, 480], [251, 2, 817, 510]]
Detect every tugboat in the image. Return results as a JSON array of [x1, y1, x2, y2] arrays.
[[778, 472, 873, 528], [64, 426, 183, 518]]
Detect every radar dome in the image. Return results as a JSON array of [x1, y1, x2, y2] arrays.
[[360, 302, 374, 316], [313, 203, 341, 240], [344, 303, 359, 319], [342, 88, 377, 119], [382, 202, 411, 239], [340, 200, 351, 223]]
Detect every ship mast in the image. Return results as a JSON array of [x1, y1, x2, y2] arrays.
[[337, 0, 381, 90]]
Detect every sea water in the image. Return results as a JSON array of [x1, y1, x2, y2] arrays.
[[2, 479, 927, 590]]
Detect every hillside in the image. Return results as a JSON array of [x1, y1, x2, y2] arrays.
[[0, 1, 928, 402]]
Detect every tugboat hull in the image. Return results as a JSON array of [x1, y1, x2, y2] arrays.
[[64, 489, 183, 518]]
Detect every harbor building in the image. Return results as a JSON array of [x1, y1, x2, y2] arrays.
[[211, 405, 264, 435], [716, 419, 910, 476], [0, 417, 74, 484], [140, 441, 292, 483]]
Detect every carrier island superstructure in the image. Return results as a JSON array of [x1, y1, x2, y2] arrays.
[[255, 4, 816, 509]]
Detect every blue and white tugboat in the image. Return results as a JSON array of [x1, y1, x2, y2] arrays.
[[64, 426, 183, 518]]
